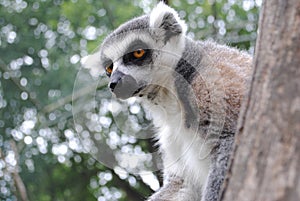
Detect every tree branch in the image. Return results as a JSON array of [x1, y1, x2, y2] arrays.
[[10, 140, 29, 201], [0, 61, 41, 110]]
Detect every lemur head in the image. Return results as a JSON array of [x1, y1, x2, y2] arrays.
[[85, 2, 187, 99]]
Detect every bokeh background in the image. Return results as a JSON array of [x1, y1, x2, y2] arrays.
[[0, 0, 260, 200]]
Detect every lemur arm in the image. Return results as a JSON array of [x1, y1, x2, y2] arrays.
[[201, 135, 234, 201]]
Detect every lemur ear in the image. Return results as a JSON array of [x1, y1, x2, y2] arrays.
[[149, 2, 187, 42], [81, 51, 104, 77]]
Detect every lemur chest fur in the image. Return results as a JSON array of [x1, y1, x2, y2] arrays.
[[142, 86, 211, 187]]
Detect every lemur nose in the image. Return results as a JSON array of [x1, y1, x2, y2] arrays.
[[109, 70, 124, 91], [109, 71, 140, 99], [109, 82, 118, 91]]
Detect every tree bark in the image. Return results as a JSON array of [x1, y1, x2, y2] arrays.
[[221, 1, 300, 201]]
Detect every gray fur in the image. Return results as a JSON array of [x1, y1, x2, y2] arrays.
[[103, 15, 149, 45]]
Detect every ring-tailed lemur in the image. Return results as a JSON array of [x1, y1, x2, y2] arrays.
[[84, 2, 252, 201]]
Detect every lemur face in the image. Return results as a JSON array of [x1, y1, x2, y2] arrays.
[[100, 24, 156, 99], [88, 3, 187, 100]]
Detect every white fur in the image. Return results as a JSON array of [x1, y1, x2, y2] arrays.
[[141, 77, 211, 194]]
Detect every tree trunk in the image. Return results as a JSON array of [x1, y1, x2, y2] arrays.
[[221, 1, 300, 201]]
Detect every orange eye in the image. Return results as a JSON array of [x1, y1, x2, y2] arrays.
[[105, 64, 113, 76], [133, 49, 145, 58]]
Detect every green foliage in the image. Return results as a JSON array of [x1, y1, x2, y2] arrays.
[[0, 0, 260, 200]]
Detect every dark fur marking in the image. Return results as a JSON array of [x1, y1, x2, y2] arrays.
[[175, 58, 197, 84], [174, 39, 201, 129]]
